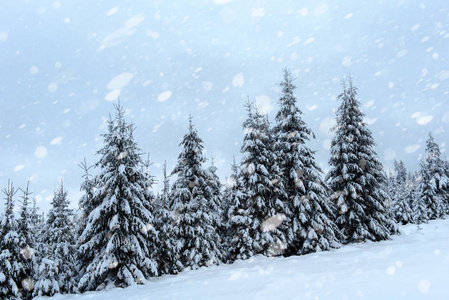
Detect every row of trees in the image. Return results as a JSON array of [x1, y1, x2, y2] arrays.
[[1, 69, 448, 299], [388, 135, 449, 225]]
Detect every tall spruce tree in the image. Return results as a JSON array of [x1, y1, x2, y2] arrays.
[[390, 161, 414, 225], [34, 182, 77, 297], [327, 77, 396, 243], [205, 157, 224, 254], [75, 158, 95, 284], [221, 158, 244, 261], [222, 158, 240, 226], [154, 161, 178, 275], [417, 133, 448, 220], [169, 117, 223, 271], [273, 69, 341, 255], [78, 103, 158, 291], [76, 158, 95, 238], [228, 102, 287, 259], [0, 180, 26, 300], [17, 182, 36, 299]]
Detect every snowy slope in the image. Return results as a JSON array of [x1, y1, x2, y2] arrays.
[[35, 219, 449, 300]]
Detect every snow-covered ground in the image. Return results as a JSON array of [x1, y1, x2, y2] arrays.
[[37, 219, 449, 300]]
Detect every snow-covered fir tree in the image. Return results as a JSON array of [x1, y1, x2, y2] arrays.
[[34, 182, 77, 297], [78, 103, 158, 291], [205, 157, 225, 257], [30, 194, 42, 235], [273, 69, 341, 255], [407, 172, 425, 224], [221, 158, 240, 226], [416, 133, 448, 220], [0, 180, 26, 300], [17, 182, 36, 299], [228, 102, 287, 259], [154, 161, 178, 275], [139, 152, 160, 275], [327, 77, 397, 243], [169, 117, 223, 271], [390, 161, 414, 225], [33, 258, 59, 297], [385, 169, 395, 214], [445, 160, 449, 213], [75, 158, 96, 284], [76, 158, 95, 239], [221, 157, 246, 262]]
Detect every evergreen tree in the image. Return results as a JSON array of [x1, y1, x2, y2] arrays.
[[205, 156, 225, 256], [33, 258, 59, 297], [273, 69, 341, 255], [154, 161, 178, 275], [327, 77, 396, 243], [408, 172, 426, 224], [417, 133, 448, 220], [228, 102, 287, 259], [224, 157, 248, 261], [78, 103, 158, 291], [75, 158, 95, 283], [221, 158, 243, 261], [139, 152, 160, 276], [34, 182, 77, 297], [170, 117, 223, 271], [30, 195, 42, 236], [384, 169, 395, 214], [444, 160, 449, 214], [390, 161, 414, 225], [17, 182, 36, 299], [0, 180, 26, 300], [76, 158, 95, 239], [222, 158, 239, 226]]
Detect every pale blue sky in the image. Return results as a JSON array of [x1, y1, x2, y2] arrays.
[[1, 0, 448, 213]]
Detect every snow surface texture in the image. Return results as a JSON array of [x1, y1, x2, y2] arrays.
[[35, 219, 449, 300], [1, 1, 449, 213]]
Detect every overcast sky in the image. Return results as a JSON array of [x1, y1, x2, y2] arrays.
[[1, 0, 448, 213]]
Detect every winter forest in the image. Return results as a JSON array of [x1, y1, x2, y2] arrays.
[[1, 68, 449, 299], [2, 1, 449, 299]]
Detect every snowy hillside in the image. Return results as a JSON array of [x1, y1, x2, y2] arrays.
[[36, 219, 449, 300]]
